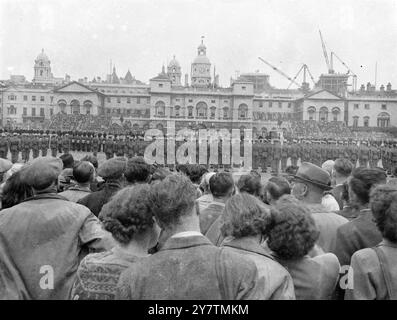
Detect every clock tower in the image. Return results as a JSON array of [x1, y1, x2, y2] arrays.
[[191, 38, 211, 87]]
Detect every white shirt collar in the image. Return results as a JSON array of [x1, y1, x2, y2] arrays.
[[171, 231, 203, 238]]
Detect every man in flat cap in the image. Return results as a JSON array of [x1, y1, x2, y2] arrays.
[[78, 157, 126, 217], [291, 162, 348, 252], [0, 157, 114, 299]]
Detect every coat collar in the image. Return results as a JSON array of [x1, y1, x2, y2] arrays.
[[22, 192, 69, 203], [161, 235, 214, 251], [222, 237, 275, 261]]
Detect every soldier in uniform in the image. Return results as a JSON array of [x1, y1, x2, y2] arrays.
[[280, 140, 289, 172], [116, 135, 125, 157], [104, 135, 114, 159], [252, 139, 261, 172], [58, 132, 63, 154], [125, 136, 134, 159], [50, 132, 58, 158], [0, 132, 9, 159], [62, 133, 71, 154], [32, 133, 40, 159], [369, 142, 381, 168], [41, 131, 49, 157], [21, 133, 31, 162], [290, 140, 299, 167], [358, 140, 370, 168], [271, 139, 281, 175], [349, 140, 359, 168], [92, 133, 99, 157], [381, 141, 390, 173], [9, 132, 20, 163]]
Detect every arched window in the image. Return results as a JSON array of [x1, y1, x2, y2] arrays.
[[71, 100, 80, 114], [363, 116, 370, 127], [307, 106, 316, 121], [155, 101, 165, 117], [223, 107, 229, 119], [58, 100, 67, 114], [83, 100, 93, 115], [319, 106, 328, 122], [332, 107, 340, 122], [377, 112, 390, 128], [238, 103, 248, 119], [210, 106, 216, 119], [196, 101, 208, 118], [353, 116, 359, 128], [8, 105, 16, 115], [174, 105, 181, 117]]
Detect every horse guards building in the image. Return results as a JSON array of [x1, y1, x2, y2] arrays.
[[1, 39, 397, 139]]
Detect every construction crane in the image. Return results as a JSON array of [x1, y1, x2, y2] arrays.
[[319, 30, 334, 74], [258, 57, 301, 88], [287, 64, 316, 89], [331, 51, 358, 92]]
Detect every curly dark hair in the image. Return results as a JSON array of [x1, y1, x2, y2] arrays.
[[267, 195, 320, 260], [99, 184, 154, 245], [237, 174, 263, 196], [349, 167, 387, 205], [1, 170, 33, 209], [220, 193, 271, 238], [370, 184, 397, 242], [125, 157, 151, 184], [148, 173, 198, 228]]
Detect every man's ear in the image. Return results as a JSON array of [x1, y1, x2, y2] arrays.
[[301, 183, 309, 197]]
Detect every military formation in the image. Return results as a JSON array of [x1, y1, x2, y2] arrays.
[[0, 129, 150, 163], [1, 128, 396, 175]]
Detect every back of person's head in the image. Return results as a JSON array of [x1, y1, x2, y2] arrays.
[[266, 176, 291, 203], [185, 164, 207, 185], [125, 157, 151, 184], [149, 167, 172, 183], [321, 160, 335, 177], [199, 172, 216, 194], [349, 167, 387, 205], [209, 172, 235, 198], [333, 158, 353, 178], [73, 161, 95, 184], [99, 184, 157, 245], [370, 184, 397, 243], [149, 173, 198, 228], [221, 193, 271, 239], [237, 174, 262, 196], [285, 165, 299, 176], [267, 195, 320, 260], [60, 153, 74, 169], [1, 169, 33, 209], [80, 155, 98, 169]]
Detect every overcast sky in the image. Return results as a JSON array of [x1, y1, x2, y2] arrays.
[[1, 0, 397, 89]]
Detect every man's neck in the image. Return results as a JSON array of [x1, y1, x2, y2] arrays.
[[212, 196, 228, 204], [335, 176, 347, 186]]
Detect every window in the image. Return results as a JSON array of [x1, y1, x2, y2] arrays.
[[238, 104, 248, 119], [364, 104, 370, 110], [137, 97, 141, 104], [159, 84, 163, 88], [224, 100, 228, 103], [269, 102, 272, 108], [288, 103, 291, 108], [117, 97, 121, 103], [40, 108, 45, 116], [23, 107, 27, 116], [155, 101, 165, 117], [127, 97, 131, 104], [175, 106, 181, 117], [40, 96, 44, 102], [278, 102, 282, 108], [188, 99, 193, 103], [32, 96, 36, 101], [242, 86, 246, 90], [8, 105, 16, 115], [23, 95, 27, 101], [353, 116, 359, 128], [382, 104, 387, 110], [223, 107, 229, 119], [307, 106, 316, 121], [377, 112, 390, 128], [188, 106, 193, 117], [147, 98, 150, 104], [210, 107, 216, 119], [50, 96, 54, 103], [196, 102, 208, 118], [211, 100, 216, 103], [354, 104, 359, 110], [107, 97, 111, 103], [259, 103, 263, 108], [32, 108, 36, 116], [8, 95, 16, 101], [107, 108, 111, 114], [363, 116, 369, 127], [319, 107, 328, 122], [175, 98, 180, 102]]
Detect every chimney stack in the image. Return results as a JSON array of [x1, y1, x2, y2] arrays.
[[366, 82, 371, 91], [387, 82, 392, 91], [360, 84, 365, 92], [184, 73, 189, 87], [380, 84, 385, 92]]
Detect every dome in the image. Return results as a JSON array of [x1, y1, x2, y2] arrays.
[[36, 49, 49, 62], [193, 55, 210, 64], [168, 55, 180, 68]]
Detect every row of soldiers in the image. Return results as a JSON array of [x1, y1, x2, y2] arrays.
[[252, 138, 397, 174], [1, 129, 397, 174], [0, 130, 149, 163]]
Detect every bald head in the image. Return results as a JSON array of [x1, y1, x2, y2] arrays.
[[73, 161, 95, 184]]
